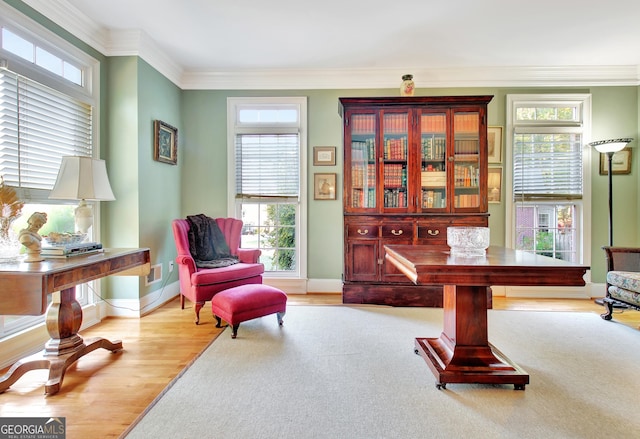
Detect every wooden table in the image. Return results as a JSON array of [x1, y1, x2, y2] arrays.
[[0, 248, 150, 395], [384, 245, 589, 390]]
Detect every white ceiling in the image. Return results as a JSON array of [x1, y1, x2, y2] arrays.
[[21, 0, 640, 89]]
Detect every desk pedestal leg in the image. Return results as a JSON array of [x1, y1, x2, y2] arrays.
[[0, 287, 122, 396], [414, 284, 528, 389]]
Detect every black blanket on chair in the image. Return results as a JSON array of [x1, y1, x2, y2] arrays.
[[186, 214, 239, 268]]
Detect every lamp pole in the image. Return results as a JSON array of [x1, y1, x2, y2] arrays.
[[588, 138, 633, 307], [605, 151, 614, 246]]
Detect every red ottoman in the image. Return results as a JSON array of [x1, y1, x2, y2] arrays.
[[211, 284, 287, 338]]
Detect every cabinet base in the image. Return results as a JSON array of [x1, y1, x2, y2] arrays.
[[342, 283, 492, 308]]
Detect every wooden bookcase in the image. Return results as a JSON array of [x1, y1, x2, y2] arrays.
[[339, 96, 493, 306]]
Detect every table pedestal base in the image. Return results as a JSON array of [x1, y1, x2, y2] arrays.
[[415, 283, 529, 390], [414, 337, 528, 390], [0, 336, 122, 395], [0, 287, 122, 396]]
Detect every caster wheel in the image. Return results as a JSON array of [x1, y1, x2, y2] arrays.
[[414, 349, 420, 355], [436, 383, 447, 390]]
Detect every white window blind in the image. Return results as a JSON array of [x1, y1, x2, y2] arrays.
[[0, 68, 92, 195], [513, 132, 583, 200], [235, 133, 299, 199]]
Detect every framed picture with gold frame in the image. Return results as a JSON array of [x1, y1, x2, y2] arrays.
[[314, 173, 337, 200], [313, 146, 336, 166], [154, 120, 178, 165], [599, 147, 632, 175], [487, 126, 502, 164], [487, 167, 502, 203]]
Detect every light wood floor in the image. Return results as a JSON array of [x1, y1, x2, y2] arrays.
[[1, 294, 637, 439]]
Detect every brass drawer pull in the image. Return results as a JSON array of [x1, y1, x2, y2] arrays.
[[391, 229, 403, 236], [427, 229, 440, 236], [357, 229, 369, 235]]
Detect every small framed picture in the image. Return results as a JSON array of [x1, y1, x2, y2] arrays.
[[487, 167, 502, 203], [313, 146, 336, 166], [314, 173, 337, 200], [487, 126, 503, 164], [154, 120, 178, 165], [600, 147, 632, 175]]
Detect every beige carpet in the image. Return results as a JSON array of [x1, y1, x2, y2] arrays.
[[123, 305, 640, 439]]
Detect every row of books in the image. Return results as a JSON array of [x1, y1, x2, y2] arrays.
[[351, 140, 375, 161], [383, 113, 408, 134], [351, 164, 376, 187], [454, 113, 479, 133], [422, 136, 446, 160], [350, 114, 376, 134], [454, 165, 479, 188], [422, 189, 446, 209], [383, 137, 407, 160], [351, 188, 376, 208], [383, 188, 407, 208], [383, 164, 407, 188], [454, 194, 480, 208], [421, 114, 447, 133], [350, 112, 479, 136], [454, 139, 479, 154]]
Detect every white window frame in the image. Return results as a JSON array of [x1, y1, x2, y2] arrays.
[[505, 94, 592, 298], [0, 3, 102, 347], [227, 97, 308, 287]]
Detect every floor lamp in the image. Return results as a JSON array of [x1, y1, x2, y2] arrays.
[[588, 138, 633, 305]]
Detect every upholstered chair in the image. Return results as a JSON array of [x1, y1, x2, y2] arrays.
[[601, 246, 640, 323], [172, 218, 264, 324]]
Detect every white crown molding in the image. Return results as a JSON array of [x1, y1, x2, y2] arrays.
[[17, 0, 640, 91], [181, 65, 640, 90], [107, 29, 183, 86]]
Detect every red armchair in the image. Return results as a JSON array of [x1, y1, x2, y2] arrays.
[[172, 218, 264, 324]]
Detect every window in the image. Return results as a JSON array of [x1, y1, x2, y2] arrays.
[[0, 6, 99, 340], [227, 97, 307, 279], [506, 95, 591, 265]]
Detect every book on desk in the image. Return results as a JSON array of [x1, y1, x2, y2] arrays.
[[41, 242, 103, 258]]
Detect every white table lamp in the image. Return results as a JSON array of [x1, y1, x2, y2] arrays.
[[49, 156, 116, 234]]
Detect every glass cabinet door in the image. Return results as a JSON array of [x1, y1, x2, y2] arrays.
[[382, 111, 408, 209], [453, 111, 481, 209], [349, 113, 377, 210], [420, 112, 447, 210]]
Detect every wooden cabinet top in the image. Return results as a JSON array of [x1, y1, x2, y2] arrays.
[[339, 95, 494, 114]]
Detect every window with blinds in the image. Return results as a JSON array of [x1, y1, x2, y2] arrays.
[[513, 132, 583, 200], [507, 95, 591, 264], [0, 68, 92, 199], [235, 133, 299, 199], [228, 97, 306, 277]]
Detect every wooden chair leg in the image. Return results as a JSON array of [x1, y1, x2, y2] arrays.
[[194, 302, 204, 325], [180, 293, 185, 309], [601, 297, 614, 321]]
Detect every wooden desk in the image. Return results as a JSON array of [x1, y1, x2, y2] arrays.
[[384, 245, 589, 390], [0, 248, 150, 395]]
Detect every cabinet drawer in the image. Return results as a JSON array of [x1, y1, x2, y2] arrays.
[[381, 224, 413, 240], [416, 224, 447, 243], [347, 224, 379, 238]]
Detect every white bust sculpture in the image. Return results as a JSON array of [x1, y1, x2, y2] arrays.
[[19, 212, 48, 262]]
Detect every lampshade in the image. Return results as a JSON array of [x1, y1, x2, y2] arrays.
[[49, 156, 115, 234], [49, 156, 115, 201], [588, 138, 633, 153]]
